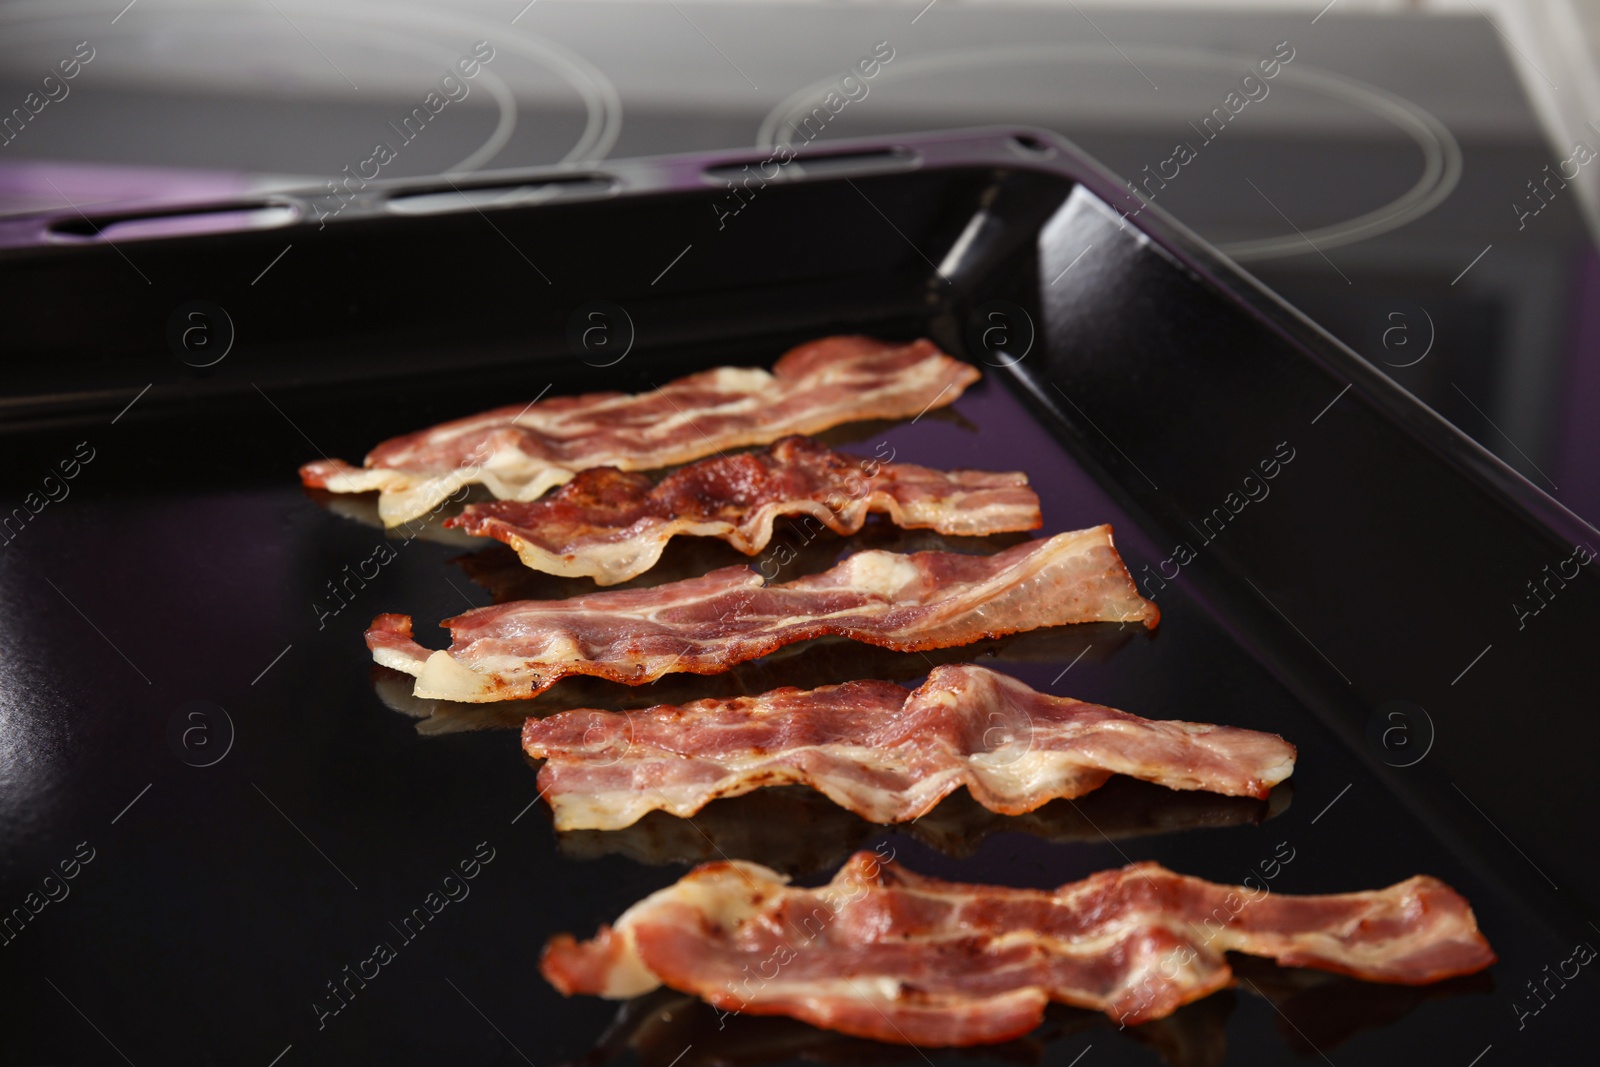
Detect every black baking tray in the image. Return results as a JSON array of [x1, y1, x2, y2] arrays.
[[1, 128, 1594, 1065]]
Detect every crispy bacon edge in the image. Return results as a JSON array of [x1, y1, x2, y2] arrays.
[[521, 663, 1296, 830], [299, 336, 979, 526], [365, 525, 1160, 703], [442, 436, 1041, 585], [539, 853, 1496, 1046]]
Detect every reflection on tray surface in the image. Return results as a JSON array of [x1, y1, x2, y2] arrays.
[[564, 959, 1486, 1067], [553, 780, 1290, 877], [566, 953, 1484, 1067], [564, 989, 1230, 1067], [1227, 955, 1493, 1056], [372, 623, 1137, 735], [303, 486, 484, 547], [807, 406, 979, 450]]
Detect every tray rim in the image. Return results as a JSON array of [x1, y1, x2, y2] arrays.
[[4, 123, 1587, 558]]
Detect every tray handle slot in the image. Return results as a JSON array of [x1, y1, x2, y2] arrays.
[[384, 174, 616, 215], [703, 146, 920, 183], [46, 202, 297, 242]]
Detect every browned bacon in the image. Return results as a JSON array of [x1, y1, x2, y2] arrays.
[[522, 664, 1294, 830], [300, 336, 978, 526], [453, 528, 1036, 607], [367, 526, 1158, 703], [541, 852, 1496, 1046], [371, 623, 1132, 735], [444, 436, 1041, 585]]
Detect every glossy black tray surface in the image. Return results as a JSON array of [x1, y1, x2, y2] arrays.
[[0, 128, 1593, 1065]]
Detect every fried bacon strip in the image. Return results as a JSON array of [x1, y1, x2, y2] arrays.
[[444, 436, 1041, 585], [522, 664, 1294, 830], [367, 526, 1158, 703], [541, 852, 1496, 1046], [299, 336, 979, 526]]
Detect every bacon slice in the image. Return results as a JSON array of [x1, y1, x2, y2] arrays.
[[372, 623, 1133, 735], [541, 852, 1496, 1046], [523, 664, 1294, 830], [443, 436, 1041, 585], [454, 527, 1035, 608], [367, 526, 1158, 703], [299, 336, 978, 526]]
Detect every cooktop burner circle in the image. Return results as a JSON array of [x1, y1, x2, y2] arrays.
[[0, 0, 623, 170], [759, 43, 1461, 262]]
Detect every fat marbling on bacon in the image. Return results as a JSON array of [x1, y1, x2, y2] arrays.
[[366, 525, 1159, 703], [299, 336, 979, 526], [444, 436, 1041, 585], [541, 852, 1496, 1046], [522, 664, 1293, 830]]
